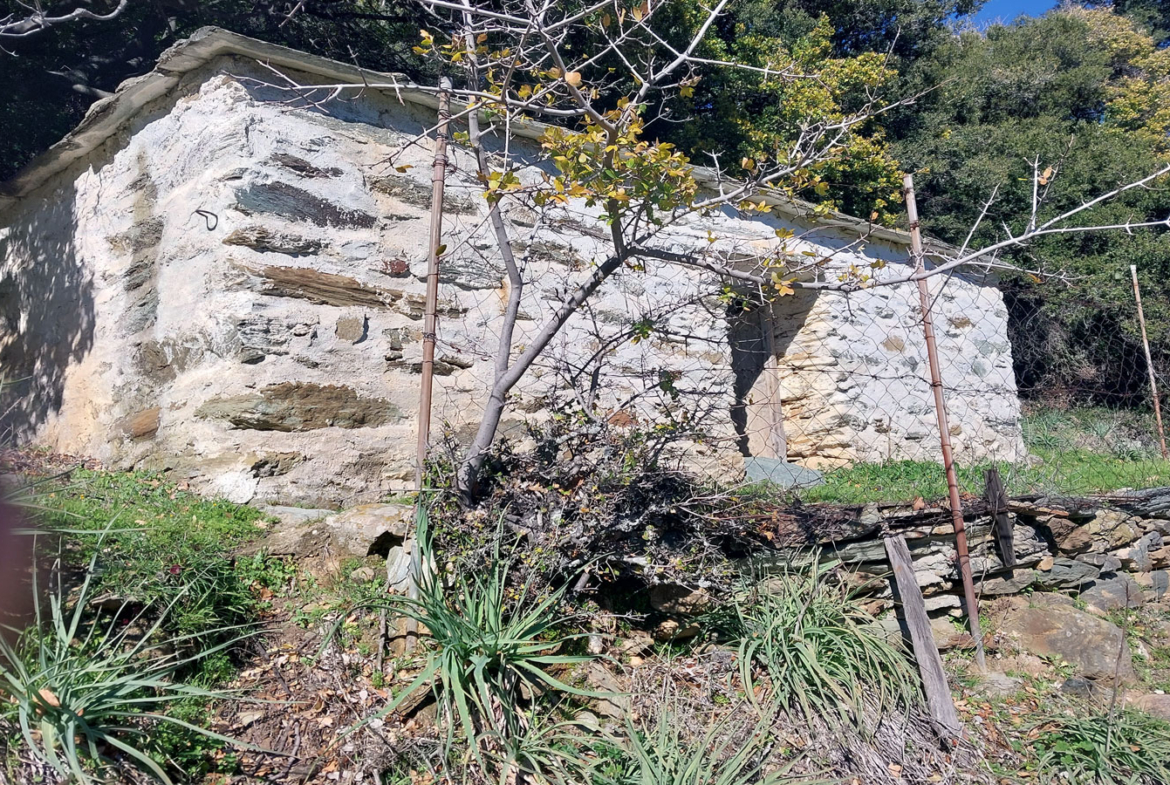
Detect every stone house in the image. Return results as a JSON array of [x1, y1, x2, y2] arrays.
[[0, 28, 1026, 506]]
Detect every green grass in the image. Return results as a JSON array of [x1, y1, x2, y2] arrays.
[[793, 406, 1170, 505], [3, 468, 288, 781], [0, 528, 251, 784], [708, 561, 919, 729], [33, 469, 277, 639], [1033, 709, 1170, 784]]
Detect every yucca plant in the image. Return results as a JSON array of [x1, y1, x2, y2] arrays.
[[359, 509, 598, 764], [711, 559, 919, 728], [1035, 709, 1170, 784], [591, 700, 806, 785], [0, 542, 250, 784]]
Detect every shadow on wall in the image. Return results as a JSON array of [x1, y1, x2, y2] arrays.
[[729, 289, 817, 458], [0, 182, 95, 442]]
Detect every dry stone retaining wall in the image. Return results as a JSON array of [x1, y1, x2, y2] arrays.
[[746, 492, 1170, 617]]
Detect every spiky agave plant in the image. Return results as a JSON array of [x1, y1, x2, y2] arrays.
[[0, 536, 251, 784], [355, 508, 599, 766]]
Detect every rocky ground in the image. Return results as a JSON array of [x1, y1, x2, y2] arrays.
[[3, 454, 1170, 784]]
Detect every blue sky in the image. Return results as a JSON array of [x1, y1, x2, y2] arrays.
[[971, 0, 1058, 26]]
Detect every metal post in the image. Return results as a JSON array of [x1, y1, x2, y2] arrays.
[[1130, 265, 1168, 460], [415, 78, 452, 489], [403, 78, 451, 655], [903, 174, 986, 671]]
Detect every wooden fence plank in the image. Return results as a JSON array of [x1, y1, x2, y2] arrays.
[[984, 468, 1016, 569], [885, 534, 962, 739]]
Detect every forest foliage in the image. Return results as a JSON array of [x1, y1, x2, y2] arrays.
[[4, 0, 1170, 405]]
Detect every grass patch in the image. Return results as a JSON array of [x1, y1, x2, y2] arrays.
[[33, 469, 276, 640], [709, 562, 919, 728], [2, 468, 285, 781], [795, 406, 1170, 504], [1033, 709, 1170, 784], [0, 531, 251, 784]]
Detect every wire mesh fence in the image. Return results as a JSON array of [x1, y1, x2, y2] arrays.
[[400, 126, 1170, 509], [423, 205, 1170, 507]]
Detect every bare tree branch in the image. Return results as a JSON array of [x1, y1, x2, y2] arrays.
[[0, 0, 128, 40]]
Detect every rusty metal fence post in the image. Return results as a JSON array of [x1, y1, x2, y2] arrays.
[[904, 173, 987, 671]]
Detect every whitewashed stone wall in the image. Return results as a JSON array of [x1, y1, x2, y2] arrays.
[[0, 52, 1026, 506]]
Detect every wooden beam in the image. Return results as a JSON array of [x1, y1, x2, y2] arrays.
[[984, 468, 1015, 569], [885, 534, 962, 740]]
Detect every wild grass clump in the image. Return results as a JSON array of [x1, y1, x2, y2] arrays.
[[0, 542, 249, 784], [1034, 709, 1170, 784], [592, 701, 802, 785], [711, 561, 919, 727]]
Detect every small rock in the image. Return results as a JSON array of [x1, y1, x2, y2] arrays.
[[923, 594, 961, 612], [115, 407, 161, 440], [335, 315, 368, 343], [616, 630, 654, 656], [978, 672, 1022, 697], [1035, 556, 1099, 590], [1127, 693, 1170, 721], [1080, 574, 1145, 613], [930, 617, 973, 651], [586, 634, 605, 656], [649, 584, 711, 615], [1055, 525, 1093, 554], [1133, 570, 1169, 598], [349, 566, 376, 583], [1061, 677, 1101, 697], [1076, 552, 1123, 573], [653, 619, 701, 642], [583, 662, 629, 720], [976, 569, 1036, 595]]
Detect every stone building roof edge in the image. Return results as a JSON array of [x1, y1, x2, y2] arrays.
[[0, 26, 957, 257]]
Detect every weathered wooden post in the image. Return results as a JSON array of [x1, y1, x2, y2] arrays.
[[1130, 265, 1168, 460], [885, 534, 962, 740], [984, 467, 1015, 569], [903, 173, 986, 671]]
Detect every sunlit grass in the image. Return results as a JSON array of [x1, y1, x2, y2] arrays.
[[793, 406, 1170, 505]]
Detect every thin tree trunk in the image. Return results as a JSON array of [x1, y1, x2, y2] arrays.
[[456, 253, 625, 500]]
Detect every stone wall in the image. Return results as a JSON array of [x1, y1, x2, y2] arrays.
[[751, 491, 1170, 620], [0, 40, 1026, 506]]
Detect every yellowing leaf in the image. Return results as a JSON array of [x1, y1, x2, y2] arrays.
[[679, 85, 694, 97], [565, 71, 582, 87], [548, 67, 562, 79], [601, 13, 611, 26], [476, 32, 488, 43]]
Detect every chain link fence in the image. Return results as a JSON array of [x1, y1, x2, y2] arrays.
[[401, 139, 1170, 509]]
